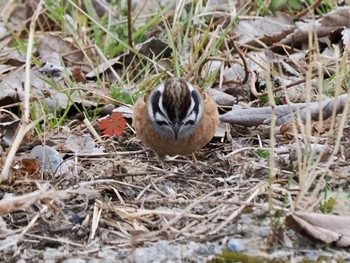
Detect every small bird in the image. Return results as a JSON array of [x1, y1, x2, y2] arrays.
[[133, 78, 219, 160]]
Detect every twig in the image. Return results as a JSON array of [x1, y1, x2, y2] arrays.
[[24, 233, 84, 247], [93, 44, 121, 82], [223, 40, 249, 85], [250, 70, 261, 97], [209, 187, 261, 234], [89, 202, 102, 241], [0, 1, 44, 181], [83, 114, 102, 142], [253, 74, 317, 98], [295, 0, 323, 18], [0, 208, 42, 252], [127, 0, 133, 49]]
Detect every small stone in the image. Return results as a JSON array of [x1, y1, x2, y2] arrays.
[[227, 239, 244, 252]]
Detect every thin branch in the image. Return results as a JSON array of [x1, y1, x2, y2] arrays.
[[295, 0, 323, 18], [127, 0, 133, 49], [0, 1, 44, 181]]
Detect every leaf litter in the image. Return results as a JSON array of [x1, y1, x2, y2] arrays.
[[0, 1, 350, 262]]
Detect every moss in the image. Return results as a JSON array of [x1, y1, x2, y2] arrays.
[[299, 255, 346, 263], [208, 251, 285, 263]]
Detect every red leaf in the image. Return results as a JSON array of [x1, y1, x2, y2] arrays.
[[99, 112, 127, 137]]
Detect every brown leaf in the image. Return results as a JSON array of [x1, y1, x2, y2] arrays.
[[286, 212, 350, 247], [72, 67, 87, 84], [12, 158, 42, 181], [280, 119, 329, 140], [280, 121, 301, 140]]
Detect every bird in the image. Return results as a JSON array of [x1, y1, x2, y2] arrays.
[[133, 78, 219, 160]]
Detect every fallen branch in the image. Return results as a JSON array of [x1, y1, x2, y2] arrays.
[[220, 94, 348, 126]]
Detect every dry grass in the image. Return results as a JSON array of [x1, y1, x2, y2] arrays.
[[1, 1, 350, 262]]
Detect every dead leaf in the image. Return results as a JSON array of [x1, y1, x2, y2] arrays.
[[207, 88, 236, 106], [99, 112, 127, 137], [281, 6, 350, 48], [0, 116, 20, 148], [86, 37, 172, 83], [11, 158, 42, 181], [65, 134, 105, 154], [286, 212, 350, 247], [37, 33, 84, 66], [319, 6, 350, 28], [280, 121, 301, 140], [280, 119, 330, 140], [233, 12, 295, 47], [72, 67, 87, 83]]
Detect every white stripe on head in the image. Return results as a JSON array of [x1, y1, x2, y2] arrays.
[[147, 82, 169, 123]]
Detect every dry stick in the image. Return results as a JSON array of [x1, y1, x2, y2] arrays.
[[307, 57, 350, 208], [89, 202, 102, 241], [149, 176, 172, 197], [224, 146, 271, 159], [295, 0, 323, 18], [0, 1, 44, 181], [137, 190, 220, 239], [128, 198, 275, 210], [127, 0, 133, 49], [108, 205, 204, 219], [0, 208, 42, 252], [138, 186, 245, 239], [24, 233, 84, 247], [136, 183, 153, 200], [172, 220, 198, 235], [222, 40, 249, 85], [209, 187, 261, 235], [0, 109, 20, 121], [135, 175, 170, 200], [251, 73, 317, 98], [83, 114, 102, 142], [94, 44, 121, 82], [76, 179, 147, 191], [0, 186, 73, 251], [111, 186, 126, 205], [176, 205, 238, 238], [249, 71, 260, 98], [272, 76, 314, 94], [265, 58, 279, 232]]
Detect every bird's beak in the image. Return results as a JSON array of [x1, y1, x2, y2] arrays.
[[172, 123, 180, 140]]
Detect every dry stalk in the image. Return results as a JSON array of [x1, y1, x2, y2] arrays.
[[209, 187, 262, 234], [89, 202, 102, 241], [0, 0, 44, 181]]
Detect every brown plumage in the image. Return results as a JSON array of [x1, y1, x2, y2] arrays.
[[133, 78, 219, 159]]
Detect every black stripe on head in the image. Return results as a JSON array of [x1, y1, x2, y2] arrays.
[[156, 120, 168, 126], [184, 120, 195, 125], [150, 90, 164, 118], [191, 90, 201, 120]]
